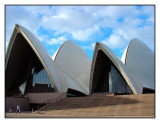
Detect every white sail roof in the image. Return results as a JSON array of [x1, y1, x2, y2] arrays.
[[90, 42, 143, 94], [6, 24, 154, 95], [6, 24, 91, 95], [52, 41, 91, 94], [121, 38, 154, 90]]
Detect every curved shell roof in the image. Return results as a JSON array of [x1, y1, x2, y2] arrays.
[[121, 38, 154, 89], [6, 24, 91, 95], [6, 25, 154, 95], [6, 24, 67, 92], [90, 42, 143, 94], [52, 41, 91, 94]]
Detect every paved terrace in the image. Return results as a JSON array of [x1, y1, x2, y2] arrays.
[[5, 94, 155, 118]]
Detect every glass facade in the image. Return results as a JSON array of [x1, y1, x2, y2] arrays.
[[6, 34, 55, 97], [92, 50, 131, 94], [9, 61, 55, 97], [109, 65, 131, 93], [11, 60, 55, 96], [20, 71, 55, 94], [23, 54, 55, 94], [26, 67, 55, 93]]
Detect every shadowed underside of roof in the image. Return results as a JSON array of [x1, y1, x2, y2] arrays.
[[90, 42, 144, 94], [5, 24, 61, 94], [5, 25, 154, 96], [5, 24, 91, 95]]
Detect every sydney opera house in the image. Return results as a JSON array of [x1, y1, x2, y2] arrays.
[[5, 24, 155, 111]]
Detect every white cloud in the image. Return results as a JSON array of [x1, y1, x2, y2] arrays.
[[40, 6, 102, 42], [41, 6, 98, 31], [49, 49, 55, 54], [47, 36, 67, 45], [36, 34, 49, 42], [101, 34, 126, 49], [99, 6, 154, 51], [5, 6, 154, 53], [5, 6, 43, 49], [72, 25, 100, 41], [82, 42, 96, 50]]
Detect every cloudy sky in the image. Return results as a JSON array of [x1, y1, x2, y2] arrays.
[[5, 5, 154, 59]]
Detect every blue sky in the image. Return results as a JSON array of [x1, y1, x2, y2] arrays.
[[5, 6, 154, 60]]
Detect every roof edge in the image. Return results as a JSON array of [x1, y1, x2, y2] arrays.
[[7, 24, 59, 92], [90, 42, 142, 94]]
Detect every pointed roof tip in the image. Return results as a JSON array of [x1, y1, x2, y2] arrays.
[[59, 41, 79, 49], [15, 24, 22, 31], [15, 24, 26, 30], [129, 38, 137, 44], [95, 42, 101, 46], [130, 38, 149, 48], [15, 24, 20, 28], [60, 40, 78, 46], [132, 38, 139, 40], [61, 40, 88, 49], [90, 41, 142, 94], [130, 38, 141, 43], [62, 40, 74, 45]]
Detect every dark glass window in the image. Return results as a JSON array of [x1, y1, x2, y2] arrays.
[[92, 50, 132, 94], [24, 54, 55, 94], [16, 62, 55, 95], [109, 65, 131, 94], [6, 33, 55, 97]]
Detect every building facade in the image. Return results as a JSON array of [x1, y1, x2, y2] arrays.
[[5, 24, 155, 100]]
